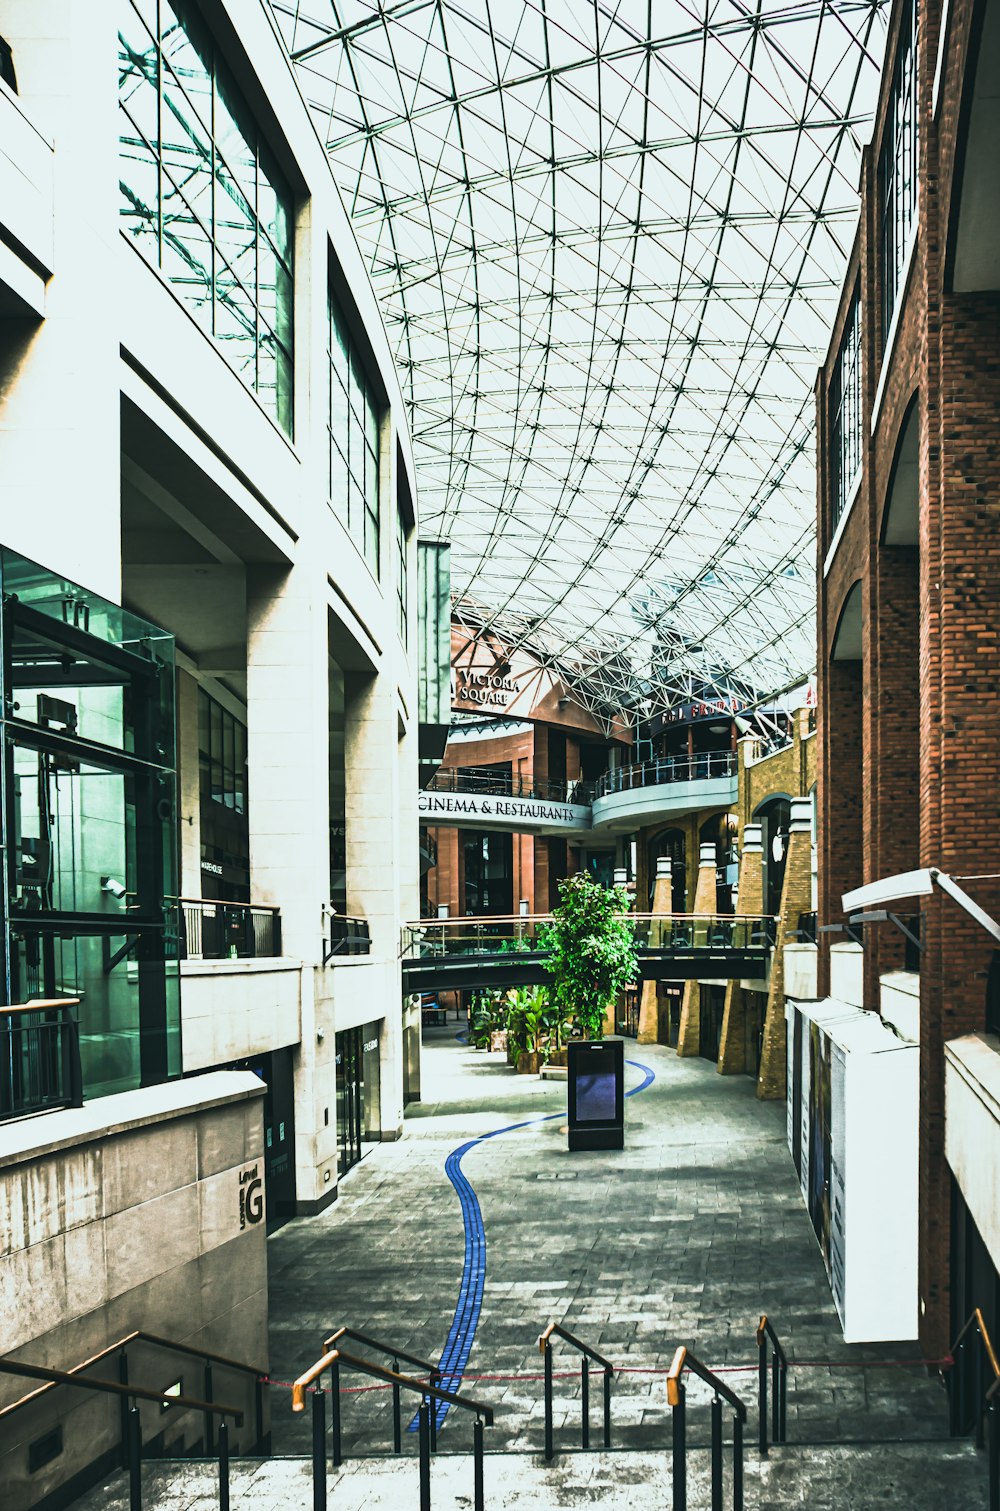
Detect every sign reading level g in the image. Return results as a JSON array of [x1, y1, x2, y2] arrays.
[[239, 1164, 264, 1229]]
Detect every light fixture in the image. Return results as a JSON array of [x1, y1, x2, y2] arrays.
[[100, 876, 127, 900], [842, 868, 1000, 945]]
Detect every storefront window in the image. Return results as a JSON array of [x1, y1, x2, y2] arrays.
[[463, 830, 513, 916], [336, 1021, 382, 1177], [198, 688, 249, 901], [329, 659, 347, 913], [118, 0, 294, 432], [0, 547, 179, 1096]]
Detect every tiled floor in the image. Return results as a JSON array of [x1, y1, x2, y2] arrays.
[[265, 1033, 953, 1459]]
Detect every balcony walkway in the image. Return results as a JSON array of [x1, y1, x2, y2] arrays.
[[266, 1034, 955, 1466]]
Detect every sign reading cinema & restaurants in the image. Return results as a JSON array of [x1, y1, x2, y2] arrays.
[[417, 788, 593, 835]]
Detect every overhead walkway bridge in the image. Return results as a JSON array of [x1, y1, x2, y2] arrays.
[[400, 913, 775, 995]]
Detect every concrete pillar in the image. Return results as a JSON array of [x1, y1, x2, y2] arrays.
[[718, 824, 763, 1074], [677, 843, 718, 1056], [758, 798, 813, 1099], [638, 855, 672, 1044]]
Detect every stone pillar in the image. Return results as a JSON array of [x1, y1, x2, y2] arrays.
[[676, 843, 718, 1057], [638, 855, 672, 1044], [757, 798, 813, 1099], [718, 824, 763, 1074]]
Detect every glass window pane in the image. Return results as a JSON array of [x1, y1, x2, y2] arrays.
[[215, 159, 256, 296], [214, 61, 257, 221], [119, 109, 159, 255], [223, 711, 236, 808], [160, 59, 213, 234], [214, 255, 258, 387], [159, 171, 214, 330], [330, 439, 348, 524], [259, 143, 293, 267]]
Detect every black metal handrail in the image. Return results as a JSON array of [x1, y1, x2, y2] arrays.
[[791, 911, 817, 944], [756, 1315, 787, 1456], [321, 1326, 441, 1454], [0, 998, 83, 1122], [292, 1348, 494, 1511], [324, 913, 371, 961], [949, 1306, 1000, 1509], [0, 1353, 244, 1511], [594, 750, 737, 798], [667, 1345, 748, 1511], [538, 1321, 615, 1460], [179, 899, 282, 961]]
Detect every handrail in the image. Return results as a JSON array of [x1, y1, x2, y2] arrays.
[[538, 1321, 614, 1459], [538, 1321, 614, 1372], [0, 1356, 243, 1421], [952, 1308, 1000, 1378], [667, 1345, 747, 1419], [0, 996, 80, 1016], [755, 1315, 787, 1456], [948, 1307, 1000, 1510], [0, 1328, 266, 1419], [322, 1325, 439, 1380], [292, 1347, 493, 1511], [667, 1345, 747, 1511]]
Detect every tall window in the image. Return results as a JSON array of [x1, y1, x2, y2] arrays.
[[878, 0, 919, 344], [328, 290, 381, 575], [198, 688, 249, 900], [396, 508, 408, 642], [830, 290, 862, 530], [118, 0, 294, 433]]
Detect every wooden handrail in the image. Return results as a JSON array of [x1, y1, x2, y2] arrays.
[[0, 1357, 243, 1423], [756, 1313, 787, 1367], [321, 1325, 437, 1378], [0, 997, 79, 1018], [666, 1345, 748, 1419], [952, 1308, 1000, 1383], [0, 1329, 266, 1420], [291, 1348, 493, 1422], [408, 912, 775, 927], [538, 1322, 614, 1373]]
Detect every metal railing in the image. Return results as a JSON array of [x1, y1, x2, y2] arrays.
[[402, 913, 776, 959], [667, 1345, 748, 1511], [0, 998, 82, 1122], [424, 767, 591, 805], [791, 911, 817, 944], [0, 1330, 264, 1510], [538, 1321, 614, 1460], [594, 750, 737, 798], [325, 913, 371, 960], [949, 1308, 1000, 1509], [292, 1347, 494, 1511], [180, 899, 281, 961], [756, 1315, 787, 1456], [320, 1327, 441, 1457]]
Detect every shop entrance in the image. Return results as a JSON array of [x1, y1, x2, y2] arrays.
[[336, 1022, 382, 1178]]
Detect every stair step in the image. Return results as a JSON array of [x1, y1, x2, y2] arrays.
[[73, 1440, 988, 1510]]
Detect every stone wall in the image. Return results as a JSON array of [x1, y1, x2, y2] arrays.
[[0, 1072, 268, 1511]]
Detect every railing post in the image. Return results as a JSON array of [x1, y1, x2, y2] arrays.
[[418, 1401, 432, 1511], [581, 1356, 590, 1450], [119, 1351, 131, 1469], [771, 1351, 780, 1446], [710, 1396, 723, 1511], [733, 1410, 744, 1511], [330, 1359, 342, 1469], [217, 1419, 229, 1511], [254, 1375, 265, 1452], [672, 1382, 686, 1511], [758, 1340, 767, 1457], [392, 1358, 402, 1454], [126, 1403, 142, 1511], [429, 1371, 439, 1453], [978, 1343, 987, 1451], [779, 1359, 787, 1444], [273, 908, 282, 957], [312, 1388, 327, 1511], [543, 1341, 554, 1461], [473, 1416, 485, 1511], [204, 1361, 215, 1455], [952, 1341, 965, 1436], [603, 1366, 612, 1449]]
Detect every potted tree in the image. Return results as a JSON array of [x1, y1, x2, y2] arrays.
[[541, 873, 639, 1041]]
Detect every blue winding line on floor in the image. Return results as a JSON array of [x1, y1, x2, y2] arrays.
[[455, 1030, 470, 1044], [409, 1056, 656, 1431]]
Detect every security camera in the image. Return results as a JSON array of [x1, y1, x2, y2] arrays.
[[100, 876, 127, 900]]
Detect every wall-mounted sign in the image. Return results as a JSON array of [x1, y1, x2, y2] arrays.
[[418, 789, 593, 834], [239, 1164, 264, 1229], [202, 861, 224, 876]]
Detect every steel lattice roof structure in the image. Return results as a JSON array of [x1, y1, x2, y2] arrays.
[[270, 0, 889, 725]]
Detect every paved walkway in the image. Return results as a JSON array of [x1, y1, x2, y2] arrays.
[[266, 1033, 952, 1460]]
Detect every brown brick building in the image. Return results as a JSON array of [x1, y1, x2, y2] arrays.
[[816, 0, 1000, 1358]]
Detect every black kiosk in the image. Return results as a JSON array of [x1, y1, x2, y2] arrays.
[[567, 1038, 625, 1151]]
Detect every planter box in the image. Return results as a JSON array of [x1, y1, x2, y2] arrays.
[[516, 1050, 541, 1075], [489, 1029, 508, 1053]]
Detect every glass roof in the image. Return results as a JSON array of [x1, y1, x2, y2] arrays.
[[270, 0, 888, 724]]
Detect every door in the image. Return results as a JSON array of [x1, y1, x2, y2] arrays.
[[336, 1027, 363, 1177]]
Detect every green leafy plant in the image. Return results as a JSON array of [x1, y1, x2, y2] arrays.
[[541, 873, 639, 1040]]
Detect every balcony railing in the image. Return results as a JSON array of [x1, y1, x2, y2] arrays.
[[180, 900, 282, 961], [1, 999, 83, 1123], [594, 750, 737, 798], [402, 912, 776, 958], [424, 768, 591, 805], [325, 913, 372, 961]]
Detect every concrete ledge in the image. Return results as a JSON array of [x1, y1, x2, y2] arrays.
[[0, 1071, 264, 1170], [181, 957, 302, 976], [946, 1034, 1000, 1269], [881, 971, 919, 1044]]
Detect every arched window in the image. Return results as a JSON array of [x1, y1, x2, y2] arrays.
[[754, 795, 792, 917]]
